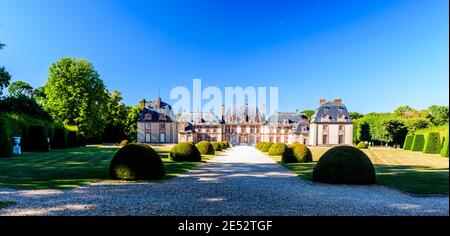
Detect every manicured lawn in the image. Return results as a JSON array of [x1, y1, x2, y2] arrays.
[[0, 145, 215, 190], [268, 147, 449, 195]]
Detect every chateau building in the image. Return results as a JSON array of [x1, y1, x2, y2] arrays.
[[137, 97, 353, 146]]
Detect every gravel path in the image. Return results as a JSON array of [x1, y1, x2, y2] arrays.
[[0, 146, 448, 216]]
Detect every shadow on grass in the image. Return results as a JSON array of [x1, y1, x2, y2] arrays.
[[0, 201, 15, 209], [279, 161, 449, 195]]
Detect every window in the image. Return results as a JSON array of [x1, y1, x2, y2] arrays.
[[338, 135, 344, 144], [322, 135, 328, 144], [339, 125, 344, 131], [213, 128, 217, 133], [303, 139, 307, 145], [276, 137, 281, 142], [241, 126, 246, 133], [145, 123, 151, 130], [323, 125, 328, 131], [160, 124, 165, 130], [250, 127, 254, 134]]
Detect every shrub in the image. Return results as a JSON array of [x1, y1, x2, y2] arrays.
[[423, 132, 441, 154], [26, 125, 49, 152], [356, 141, 368, 149], [268, 142, 288, 156], [219, 141, 228, 150], [120, 140, 129, 147], [441, 131, 449, 157], [411, 134, 425, 152], [51, 127, 68, 149], [403, 135, 414, 150], [211, 141, 222, 151], [169, 142, 202, 162], [0, 118, 13, 157], [109, 143, 165, 180], [196, 141, 215, 155], [256, 142, 266, 150], [67, 131, 79, 147], [290, 142, 301, 148], [224, 141, 230, 149], [312, 146, 376, 185], [260, 142, 274, 152], [282, 144, 313, 163]]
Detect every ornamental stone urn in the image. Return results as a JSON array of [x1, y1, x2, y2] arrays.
[[13, 136, 21, 155]]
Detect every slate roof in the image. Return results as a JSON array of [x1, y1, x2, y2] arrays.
[[225, 104, 262, 118], [291, 121, 310, 134], [179, 112, 222, 125], [267, 112, 308, 125], [311, 101, 352, 123], [138, 98, 175, 122]]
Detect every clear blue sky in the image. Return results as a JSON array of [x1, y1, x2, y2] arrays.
[[0, 0, 448, 113]]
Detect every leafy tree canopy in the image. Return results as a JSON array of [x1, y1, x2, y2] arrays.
[[425, 105, 449, 126], [42, 58, 109, 140], [301, 110, 315, 121], [349, 112, 363, 120], [0, 66, 11, 97], [8, 81, 34, 98]]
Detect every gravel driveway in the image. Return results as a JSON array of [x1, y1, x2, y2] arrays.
[[0, 146, 448, 216]]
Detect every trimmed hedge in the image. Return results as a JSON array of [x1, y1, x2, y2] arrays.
[[423, 132, 441, 154], [196, 141, 215, 155], [0, 118, 13, 157], [356, 141, 368, 149], [170, 142, 202, 162], [290, 142, 301, 148], [268, 142, 288, 156], [109, 143, 165, 180], [260, 142, 274, 152], [26, 125, 49, 152], [441, 131, 449, 157], [282, 144, 313, 163], [256, 142, 266, 150], [411, 134, 425, 152], [219, 141, 228, 150], [67, 131, 79, 147], [312, 146, 376, 185], [51, 127, 68, 149], [120, 140, 129, 147], [211, 141, 222, 151], [403, 135, 414, 150]]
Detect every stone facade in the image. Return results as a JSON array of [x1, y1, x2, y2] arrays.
[[137, 97, 353, 146]]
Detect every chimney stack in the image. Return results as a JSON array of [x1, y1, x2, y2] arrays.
[[156, 96, 161, 110], [221, 104, 225, 121], [319, 99, 326, 105], [140, 99, 146, 108], [333, 98, 342, 105]]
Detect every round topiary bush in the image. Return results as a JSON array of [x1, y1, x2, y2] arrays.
[[211, 141, 222, 151], [109, 143, 165, 180], [67, 131, 79, 148], [51, 127, 68, 149], [120, 140, 129, 147], [268, 142, 288, 156], [170, 142, 202, 162], [312, 146, 376, 185], [356, 141, 368, 149], [282, 144, 313, 163], [196, 141, 215, 155], [256, 142, 266, 150], [219, 141, 228, 150], [224, 141, 230, 149], [0, 118, 13, 158], [27, 125, 49, 152], [260, 142, 274, 152], [290, 142, 301, 148]]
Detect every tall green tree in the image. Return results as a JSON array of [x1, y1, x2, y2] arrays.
[[394, 105, 419, 118], [349, 112, 363, 120], [300, 110, 315, 121], [425, 105, 449, 126], [124, 105, 142, 142], [381, 118, 408, 146], [8, 81, 34, 98], [102, 90, 129, 143], [0, 66, 11, 97], [42, 58, 108, 140]]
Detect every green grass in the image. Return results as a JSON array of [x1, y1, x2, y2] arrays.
[[0, 201, 15, 209], [0, 145, 214, 190], [269, 156, 449, 195]]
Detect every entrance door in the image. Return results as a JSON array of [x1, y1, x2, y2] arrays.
[[160, 133, 165, 143], [145, 133, 151, 143]]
